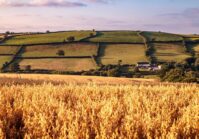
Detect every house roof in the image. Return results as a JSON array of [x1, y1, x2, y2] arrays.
[[137, 62, 150, 64]]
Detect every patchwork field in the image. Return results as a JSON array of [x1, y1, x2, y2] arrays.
[[0, 56, 12, 68], [0, 46, 20, 55], [22, 43, 98, 57], [88, 31, 144, 43], [154, 43, 191, 62], [3, 31, 94, 45], [100, 44, 148, 65], [142, 32, 183, 42], [19, 58, 97, 71]]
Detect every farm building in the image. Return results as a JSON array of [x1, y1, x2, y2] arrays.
[[137, 62, 151, 68], [136, 62, 161, 71]]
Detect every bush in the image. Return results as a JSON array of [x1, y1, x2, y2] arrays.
[[90, 33, 94, 37], [56, 50, 65, 56], [107, 69, 119, 77], [25, 65, 31, 71], [67, 36, 75, 42], [10, 63, 20, 72]]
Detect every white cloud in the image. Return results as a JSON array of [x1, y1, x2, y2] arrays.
[[0, 0, 86, 7]]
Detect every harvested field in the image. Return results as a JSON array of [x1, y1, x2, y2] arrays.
[[0, 46, 20, 55], [19, 58, 97, 71]]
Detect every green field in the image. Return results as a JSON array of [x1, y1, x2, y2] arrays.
[[22, 43, 98, 57], [3, 31, 94, 45], [184, 37, 199, 42], [0, 56, 12, 68], [154, 43, 191, 62], [99, 44, 148, 65], [142, 32, 183, 42], [88, 31, 144, 43], [19, 58, 97, 71], [0, 46, 20, 55]]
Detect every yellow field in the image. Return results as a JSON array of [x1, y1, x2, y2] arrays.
[[19, 58, 96, 71], [0, 74, 198, 138], [0, 46, 20, 55]]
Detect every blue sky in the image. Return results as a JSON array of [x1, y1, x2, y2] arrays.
[[0, 0, 199, 33]]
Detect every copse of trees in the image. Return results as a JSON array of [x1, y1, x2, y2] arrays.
[[159, 62, 198, 83]]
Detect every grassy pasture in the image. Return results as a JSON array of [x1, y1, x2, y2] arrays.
[[154, 43, 191, 62], [88, 31, 144, 43], [22, 43, 98, 57], [0, 56, 12, 68], [100, 44, 148, 65], [19, 58, 97, 71], [0, 46, 20, 55], [142, 32, 183, 42], [3, 31, 94, 45], [184, 37, 199, 42]]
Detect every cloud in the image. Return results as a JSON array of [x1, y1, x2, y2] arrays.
[[0, 0, 86, 7], [83, 0, 109, 3], [0, 0, 117, 7], [160, 8, 199, 27]]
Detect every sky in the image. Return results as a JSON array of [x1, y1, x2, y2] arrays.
[[0, 0, 199, 34]]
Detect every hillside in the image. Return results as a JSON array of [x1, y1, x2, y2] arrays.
[[0, 31, 198, 76], [0, 74, 198, 138]]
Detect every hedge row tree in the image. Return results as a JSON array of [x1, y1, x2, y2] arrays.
[[56, 50, 65, 56], [25, 65, 31, 71], [11, 63, 20, 72], [67, 36, 75, 42]]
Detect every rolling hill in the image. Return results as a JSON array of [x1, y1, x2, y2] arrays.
[[0, 30, 198, 74]]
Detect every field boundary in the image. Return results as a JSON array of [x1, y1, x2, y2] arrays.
[[16, 56, 92, 59], [0, 54, 14, 56], [79, 31, 99, 42], [1, 46, 25, 70], [138, 32, 157, 63], [138, 32, 148, 49], [91, 55, 99, 67]]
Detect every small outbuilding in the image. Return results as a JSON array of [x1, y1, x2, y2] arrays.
[[137, 62, 151, 68]]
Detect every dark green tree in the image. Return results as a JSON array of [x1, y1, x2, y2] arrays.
[[57, 50, 65, 56]]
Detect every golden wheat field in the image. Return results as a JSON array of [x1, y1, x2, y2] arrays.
[[0, 74, 198, 138]]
